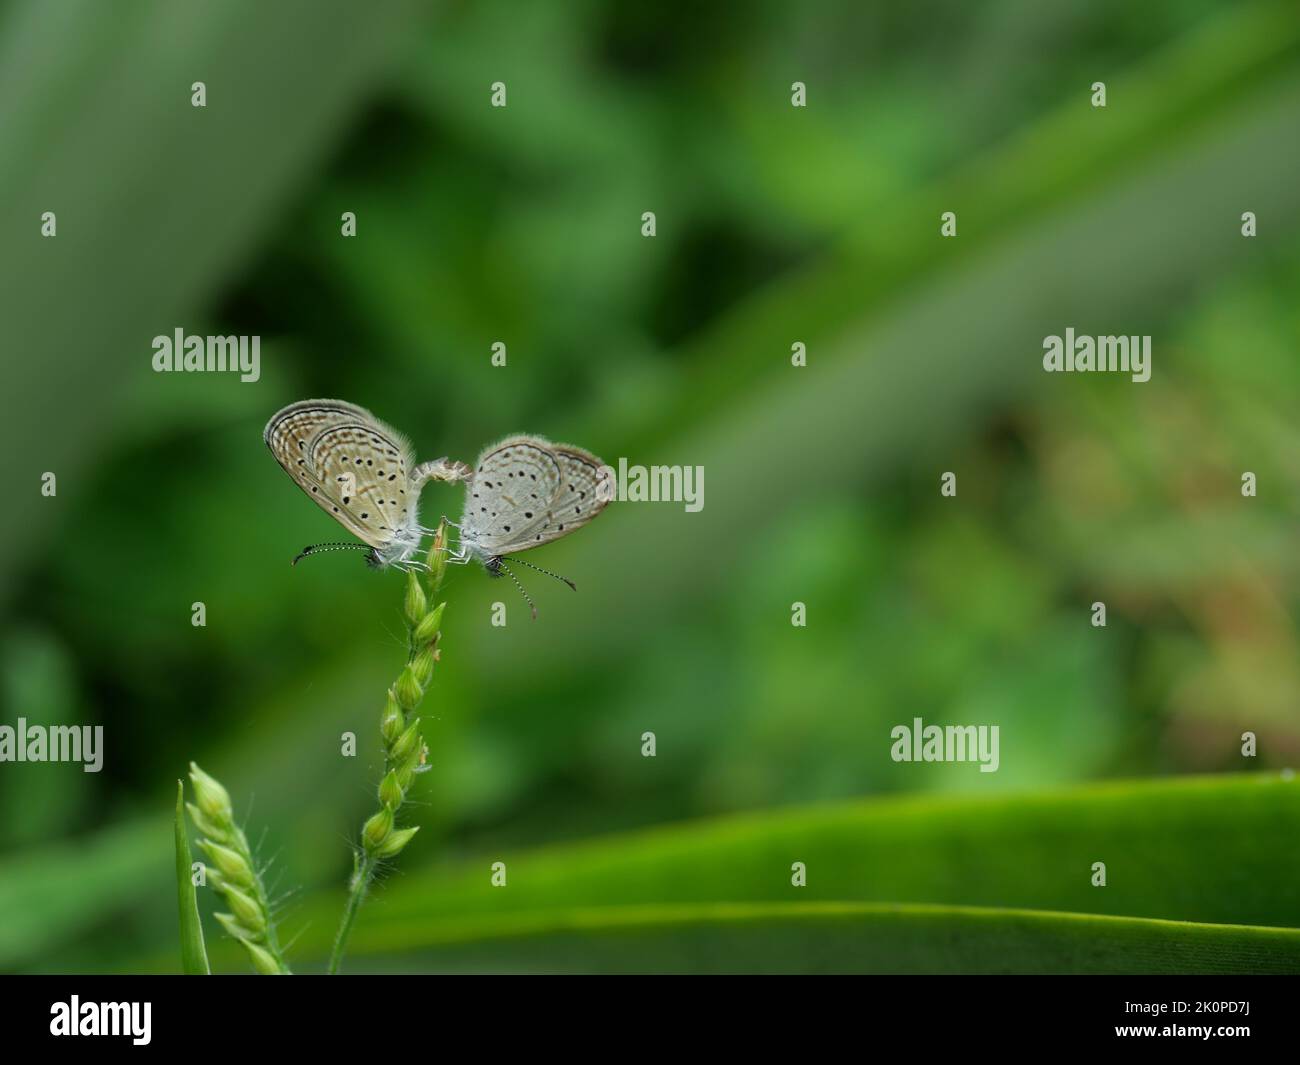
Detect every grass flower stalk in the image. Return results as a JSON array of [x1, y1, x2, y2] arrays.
[[186, 762, 291, 974], [327, 519, 450, 974]]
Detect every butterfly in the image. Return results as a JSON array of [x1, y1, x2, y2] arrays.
[[448, 435, 614, 617], [264, 399, 468, 570]]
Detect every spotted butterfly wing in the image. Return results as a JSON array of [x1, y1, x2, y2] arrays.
[[463, 436, 561, 554], [264, 399, 418, 552], [536, 444, 612, 547], [463, 436, 611, 557]]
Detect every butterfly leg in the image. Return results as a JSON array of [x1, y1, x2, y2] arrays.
[[416, 516, 463, 538]]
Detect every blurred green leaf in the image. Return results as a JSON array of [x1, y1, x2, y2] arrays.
[[344, 903, 1300, 975], [288, 773, 1300, 971]]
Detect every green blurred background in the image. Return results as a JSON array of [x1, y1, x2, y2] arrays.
[[1, 0, 1298, 973]]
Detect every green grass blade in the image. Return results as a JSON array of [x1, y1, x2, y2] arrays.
[[174, 781, 209, 975]]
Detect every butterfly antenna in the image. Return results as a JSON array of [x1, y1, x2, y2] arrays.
[[292, 542, 370, 566], [495, 559, 539, 621], [502, 555, 577, 591]]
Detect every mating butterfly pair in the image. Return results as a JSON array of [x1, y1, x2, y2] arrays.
[[264, 399, 611, 615]]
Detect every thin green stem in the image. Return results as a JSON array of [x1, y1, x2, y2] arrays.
[[328, 853, 378, 974]]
